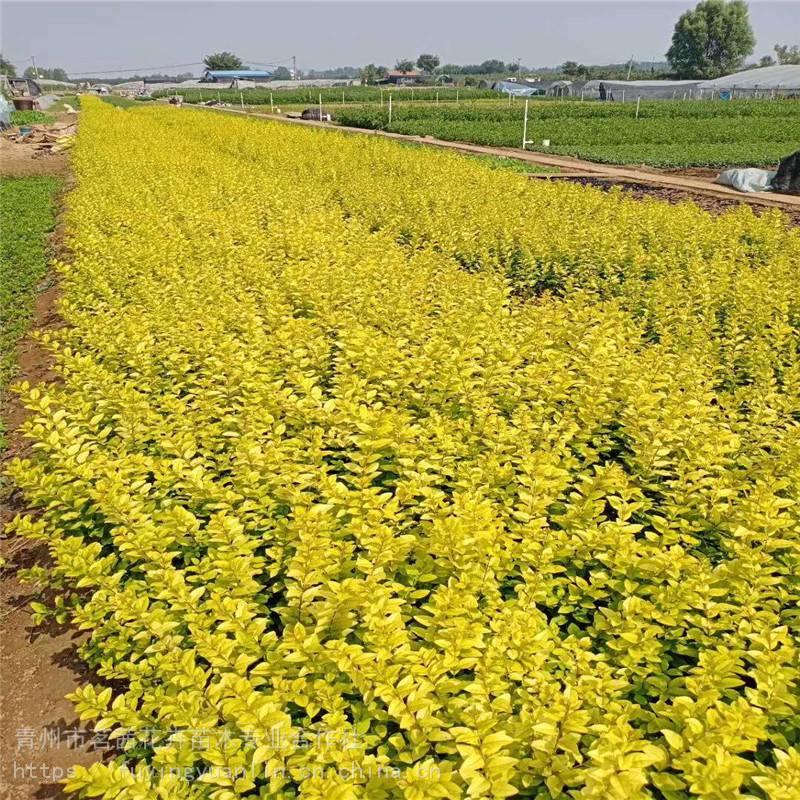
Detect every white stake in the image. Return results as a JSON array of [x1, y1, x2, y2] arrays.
[[319, 92, 323, 121], [635, 96, 641, 119], [456, 88, 459, 104], [621, 89, 625, 103], [270, 92, 274, 112], [522, 98, 529, 149], [388, 93, 392, 126], [240, 91, 244, 109], [436, 91, 439, 106]]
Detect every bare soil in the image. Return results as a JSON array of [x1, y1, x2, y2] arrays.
[[0, 140, 69, 178], [560, 176, 800, 227]]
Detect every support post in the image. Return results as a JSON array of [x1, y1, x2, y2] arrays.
[[522, 99, 529, 150], [240, 91, 244, 109], [319, 92, 323, 122], [388, 93, 392, 126], [635, 96, 641, 119], [270, 92, 274, 112]]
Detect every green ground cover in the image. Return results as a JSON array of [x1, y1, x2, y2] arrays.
[[335, 99, 799, 167]]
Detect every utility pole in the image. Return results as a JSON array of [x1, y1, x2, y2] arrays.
[[31, 55, 39, 78], [626, 55, 634, 81]]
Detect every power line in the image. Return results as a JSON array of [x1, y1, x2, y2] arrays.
[[67, 61, 205, 76]]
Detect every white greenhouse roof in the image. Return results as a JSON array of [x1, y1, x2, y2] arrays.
[[582, 79, 700, 90], [697, 65, 800, 90]]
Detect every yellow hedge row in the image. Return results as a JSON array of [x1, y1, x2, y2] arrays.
[[7, 97, 800, 799]]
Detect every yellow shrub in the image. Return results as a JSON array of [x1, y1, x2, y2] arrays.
[[7, 97, 800, 799]]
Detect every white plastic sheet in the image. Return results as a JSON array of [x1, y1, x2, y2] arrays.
[[715, 168, 776, 193]]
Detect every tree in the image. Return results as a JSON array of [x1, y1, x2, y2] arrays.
[[394, 59, 415, 72], [416, 54, 440, 73], [272, 66, 292, 79], [774, 44, 800, 65], [359, 64, 386, 85], [203, 52, 245, 71], [24, 66, 69, 81], [479, 59, 506, 74], [667, 0, 754, 78], [560, 61, 589, 78], [0, 53, 15, 76], [758, 55, 776, 67]]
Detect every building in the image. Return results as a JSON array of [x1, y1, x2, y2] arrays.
[[382, 69, 423, 85], [202, 69, 274, 84], [1, 76, 42, 97]]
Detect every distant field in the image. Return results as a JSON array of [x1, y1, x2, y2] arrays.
[[153, 85, 504, 105], [335, 99, 799, 168]]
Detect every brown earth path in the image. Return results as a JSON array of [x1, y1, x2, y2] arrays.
[[196, 105, 800, 213], [1, 141, 98, 800]]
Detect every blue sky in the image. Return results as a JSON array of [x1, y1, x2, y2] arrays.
[[3, 1, 798, 76]]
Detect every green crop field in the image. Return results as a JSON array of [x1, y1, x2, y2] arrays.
[[335, 99, 800, 168], [0, 176, 62, 445], [152, 85, 503, 106]]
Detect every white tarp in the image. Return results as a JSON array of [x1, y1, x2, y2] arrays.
[[715, 168, 776, 193], [581, 79, 701, 99]]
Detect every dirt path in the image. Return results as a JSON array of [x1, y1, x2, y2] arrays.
[[1, 151, 98, 800], [199, 105, 800, 214]]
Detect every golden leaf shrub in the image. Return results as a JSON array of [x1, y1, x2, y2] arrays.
[[6, 97, 800, 799]]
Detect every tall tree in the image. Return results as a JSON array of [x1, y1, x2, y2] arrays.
[[359, 64, 386, 84], [479, 59, 507, 74], [394, 59, 415, 72], [416, 53, 440, 73], [774, 44, 800, 64], [24, 66, 69, 81], [272, 66, 292, 79], [203, 52, 245, 71], [0, 53, 16, 76], [667, 0, 754, 78]]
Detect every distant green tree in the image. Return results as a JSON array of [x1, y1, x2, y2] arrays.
[[758, 55, 776, 67], [774, 43, 800, 64], [359, 64, 386, 84], [203, 52, 245, 71], [394, 59, 415, 72], [479, 59, 507, 74], [272, 66, 292, 79], [0, 53, 17, 76], [416, 54, 440, 73], [667, 0, 755, 78], [560, 61, 590, 78], [24, 66, 69, 81]]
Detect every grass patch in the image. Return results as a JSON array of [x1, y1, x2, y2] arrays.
[[10, 110, 54, 126], [0, 176, 62, 443], [47, 95, 81, 112]]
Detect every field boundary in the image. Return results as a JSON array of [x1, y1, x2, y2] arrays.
[[194, 104, 800, 211]]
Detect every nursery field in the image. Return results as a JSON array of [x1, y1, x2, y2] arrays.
[[7, 98, 800, 799], [0, 176, 61, 395], [335, 99, 800, 167], [152, 85, 500, 105]]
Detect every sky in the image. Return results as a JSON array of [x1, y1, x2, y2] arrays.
[[2, 1, 798, 76]]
